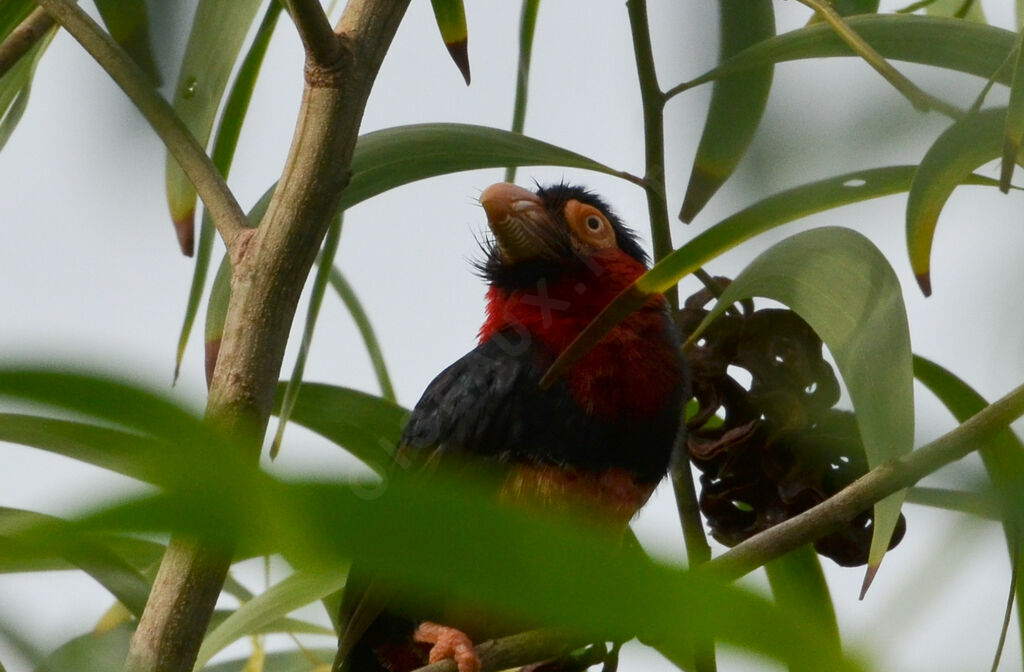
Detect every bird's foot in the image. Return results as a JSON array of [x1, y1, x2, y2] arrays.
[[413, 621, 481, 672]]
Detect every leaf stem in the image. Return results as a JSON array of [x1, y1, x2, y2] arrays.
[[705, 378, 1024, 581], [283, 0, 343, 67], [794, 0, 965, 119], [0, 7, 54, 80], [35, 0, 252, 264]]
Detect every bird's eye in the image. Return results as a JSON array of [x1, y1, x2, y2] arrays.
[[564, 199, 616, 249], [586, 215, 603, 231]]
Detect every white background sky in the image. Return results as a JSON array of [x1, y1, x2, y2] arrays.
[[1, 1, 1023, 670]]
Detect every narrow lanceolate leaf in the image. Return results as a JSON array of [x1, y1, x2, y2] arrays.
[[340, 123, 624, 209], [680, 0, 775, 222], [0, 24, 55, 152], [165, 0, 262, 256], [271, 217, 343, 459], [925, 0, 985, 22], [906, 108, 1019, 296], [1002, 33, 1024, 192], [273, 382, 407, 470], [429, 0, 470, 84], [174, 1, 282, 381], [204, 254, 231, 386], [0, 0, 33, 37], [193, 568, 347, 670], [679, 16, 1015, 94], [36, 623, 134, 672], [765, 545, 840, 672], [540, 165, 1003, 389], [913, 355, 1024, 661], [689, 228, 913, 592], [94, 0, 160, 83], [505, 0, 541, 184]]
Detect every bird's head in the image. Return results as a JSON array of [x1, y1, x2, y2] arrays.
[[478, 182, 648, 290], [477, 182, 655, 346]]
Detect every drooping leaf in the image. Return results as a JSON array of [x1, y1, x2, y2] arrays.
[[429, 0, 470, 84], [271, 216, 343, 459], [175, 1, 283, 381], [686, 228, 913, 588], [324, 264, 396, 402], [680, 0, 775, 222], [539, 165, 1002, 389], [906, 108, 1019, 296], [925, 0, 985, 22], [0, 23, 55, 152], [913, 355, 1024, 658], [339, 123, 624, 210], [504, 0, 541, 184], [1002, 32, 1024, 192], [273, 382, 407, 470], [165, 0, 262, 255], [680, 15, 1015, 94], [94, 0, 160, 83], [765, 545, 840, 672], [193, 569, 347, 670]]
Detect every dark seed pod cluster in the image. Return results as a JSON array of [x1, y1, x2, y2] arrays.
[[677, 280, 906, 566]]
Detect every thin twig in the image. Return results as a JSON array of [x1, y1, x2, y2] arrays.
[[284, 0, 343, 66], [795, 0, 965, 119], [504, 0, 540, 184], [706, 379, 1024, 581], [0, 8, 55, 80], [35, 0, 251, 263]]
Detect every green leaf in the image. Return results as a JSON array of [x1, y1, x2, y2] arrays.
[[175, 1, 283, 381], [204, 254, 232, 386], [193, 569, 347, 670], [687, 228, 913, 587], [35, 623, 134, 672], [828, 0, 880, 14], [94, 0, 160, 84], [905, 486, 1000, 519], [906, 108, 1019, 296], [0, 508, 151, 615], [925, 0, 985, 21], [0, 1, 33, 37], [680, 0, 775, 222], [203, 649, 335, 672], [0, 23, 55, 152], [912, 355, 1024, 661], [165, 0, 262, 255], [273, 382, 407, 470], [682, 15, 1015, 92], [765, 545, 840, 672], [272, 216, 344, 459], [429, 0, 470, 84], [505, 0, 541, 183], [339, 123, 625, 210], [1003, 33, 1024, 192], [324, 264, 396, 402]]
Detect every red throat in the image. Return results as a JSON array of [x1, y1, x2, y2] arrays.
[[478, 250, 681, 419]]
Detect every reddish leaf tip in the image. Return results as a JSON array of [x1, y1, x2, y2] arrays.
[[174, 211, 196, 257], [445, 40, 471, 85], [915, 272, 932, 297], [859, 563, 880, 600], [205, 339, 221, 389]]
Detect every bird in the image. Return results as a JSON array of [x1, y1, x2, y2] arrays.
[[333, 182, 689, 672]]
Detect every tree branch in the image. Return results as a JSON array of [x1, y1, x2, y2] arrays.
[[283, 0, 342, 67], [0, 7, 55, 80], [705, 379, 1024, 581], [35, 0, 251, 263], [123, 0, 413, 671], [411, 629, 585, 672]]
